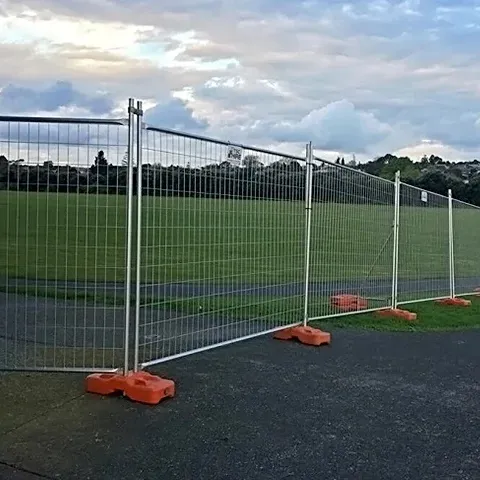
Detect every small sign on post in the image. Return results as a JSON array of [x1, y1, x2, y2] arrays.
[[421, 191, 428, 203], [226, 145, 243, 165]]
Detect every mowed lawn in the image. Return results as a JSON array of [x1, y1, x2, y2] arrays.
[[0, 191, 479, 286], [313, 294, 480, 332]]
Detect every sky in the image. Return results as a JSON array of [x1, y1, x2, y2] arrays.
[[1, 0, 480, 163]]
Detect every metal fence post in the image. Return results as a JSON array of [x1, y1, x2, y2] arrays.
[[134, 101, 143, 372], [391, 170, 401, 309], [123, 98, 136, 375], [303, 142, 313, 326], [448, 188, 455, 298], [446, 196, 480, 298]]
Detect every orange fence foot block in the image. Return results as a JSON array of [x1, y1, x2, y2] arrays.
[[85, 373, 127, 396], [85, 371, 175, 405], [124, 372, 175, 405], [376, 308, 417, 321], [436, 298, 471, 307], [274, 326, 331, 346], [295, 326, 331, 346], [273, 328, 296, 341], [330, 294, 368, 312]]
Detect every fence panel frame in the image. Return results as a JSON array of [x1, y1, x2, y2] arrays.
[[396, 182, 451, 306], [136, 123, 308, 370], [305, 155, 397, 323], [0, 107, 133, 373], [450, 196, 480, 297]]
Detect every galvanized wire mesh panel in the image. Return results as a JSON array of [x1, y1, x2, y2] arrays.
[[0, 116, 130, 371], [397, 183, 450, 305], [452, 198, 480, 296], [307, 159, 396, 321], [137, 127, 306, 367]]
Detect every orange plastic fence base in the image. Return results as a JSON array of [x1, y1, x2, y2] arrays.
[[435, 297, 472, 307], [376, 308, 417, 321], [330, 294, 368, 312], [85, 371, 175, 405], [274, 326, 331, 346]]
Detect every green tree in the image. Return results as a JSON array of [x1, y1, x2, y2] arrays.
[[242, 155, 263, 170], [91, 150, 109, 176]]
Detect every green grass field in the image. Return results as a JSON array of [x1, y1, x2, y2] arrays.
[[2, 191, 479, 374], [313, 295, 480, 332], [2, 191, 478, 286]]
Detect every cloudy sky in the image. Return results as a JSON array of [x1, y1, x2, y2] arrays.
[[0, 0, 480, 163]]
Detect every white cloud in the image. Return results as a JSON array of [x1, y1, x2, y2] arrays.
[[0, 0, 479, 162], [0, 10, 154, 53], [271, 100, 393, 153], [394, 141, 477, 162]]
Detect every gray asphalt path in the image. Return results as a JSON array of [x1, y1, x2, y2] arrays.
[[2, 274, 480, 298], [1, 275, 479, 369], [0, 293, 296, 368], [1, 330, 479, 479]]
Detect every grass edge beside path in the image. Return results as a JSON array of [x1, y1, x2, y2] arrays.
[[3, 284, 480, 333], [313, 295, 480, 332]]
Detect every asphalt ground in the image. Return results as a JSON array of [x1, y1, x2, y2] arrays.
[[2, 274, 479, 368], [1, 329, 479, 480], [4, 274, 480, 298]]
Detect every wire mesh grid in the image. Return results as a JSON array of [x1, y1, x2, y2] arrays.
[[137, 127, 307, 367], [0, 117, 130, 371], [307, 158, 396, 321], [396, 183, 450, 305], [451, 198, 480, 296]]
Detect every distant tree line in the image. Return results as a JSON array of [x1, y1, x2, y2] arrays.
[[1, 150, 480, 207], [358, 153, 480, 206]]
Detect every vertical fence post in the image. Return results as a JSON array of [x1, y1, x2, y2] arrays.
[[133, 101, 143, 372], [391, 170, 401, 309], [303, 142, 313, 326], [123, 98, 136, 375], [448, 188, 455, 298]]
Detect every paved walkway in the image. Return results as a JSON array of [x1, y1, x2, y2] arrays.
[[1, 329, 479, 479], [4, 275, 480, 298]]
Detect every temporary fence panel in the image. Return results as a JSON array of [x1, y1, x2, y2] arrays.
[[396, 183, 450, 305], [0, 113, 132, 372], [307, 159, 396, 321], [136, 126, 307, 368], [5, 100, 478, 375], [451, 197, 480, 297]]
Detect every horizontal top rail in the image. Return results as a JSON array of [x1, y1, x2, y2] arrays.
[[399, 180, 449, 201], [0, 115, 128, 126], [450, 197, 480, 210], [312, 155, 396, 185], [144, 124, 306, 162]]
